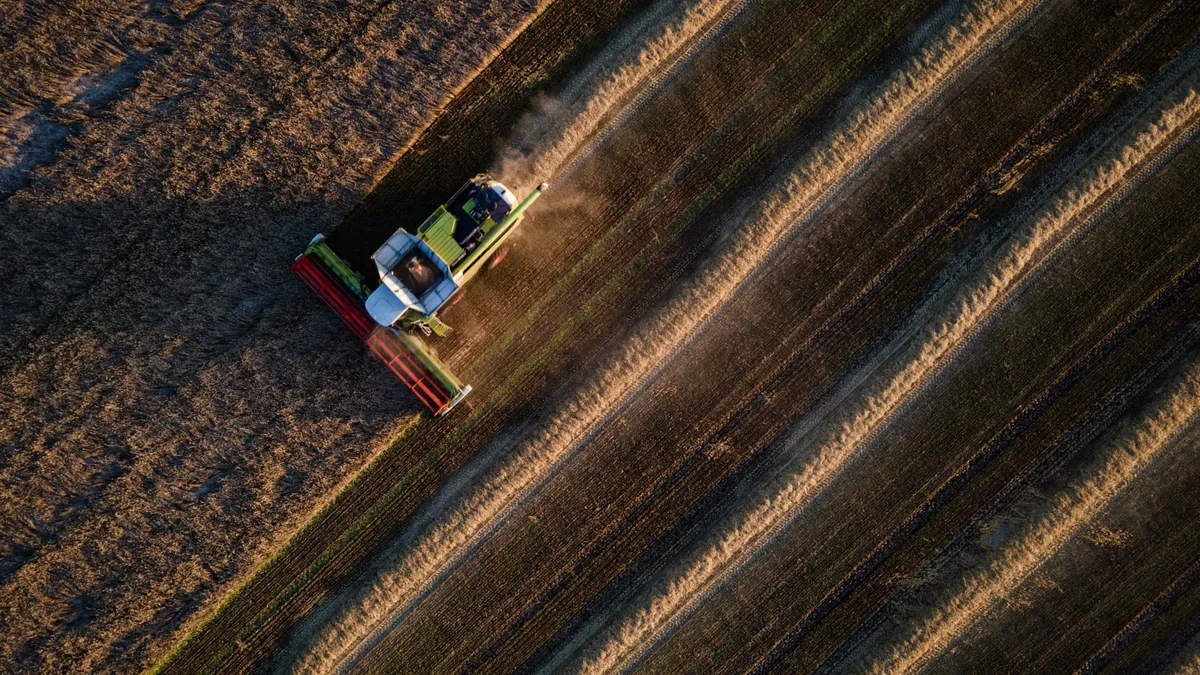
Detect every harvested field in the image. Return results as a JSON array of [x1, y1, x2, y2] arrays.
[[3, 0, 1200, 673]]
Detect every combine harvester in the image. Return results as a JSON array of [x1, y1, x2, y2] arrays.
[[294, 175, 549, 416]]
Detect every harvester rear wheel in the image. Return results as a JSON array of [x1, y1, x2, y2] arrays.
[[486, 247, 509, 270]]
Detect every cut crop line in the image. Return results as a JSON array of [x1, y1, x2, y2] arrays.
[[572, 50, 1200, 675], [290, 0, 1042, 670], [868, 358, 1200, 674], [500, 0, 756, 192]]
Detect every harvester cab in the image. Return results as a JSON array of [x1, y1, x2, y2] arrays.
[[293, 175, 548, 416]]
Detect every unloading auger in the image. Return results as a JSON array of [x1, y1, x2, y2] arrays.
[[293, 175, 548, 416]]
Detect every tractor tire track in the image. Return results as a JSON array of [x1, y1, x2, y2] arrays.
[[769, 260, 1200, 675], [1076, 556, 1200, 675], [873, 372, 1200, 672], [807, 104, 1200, 675]]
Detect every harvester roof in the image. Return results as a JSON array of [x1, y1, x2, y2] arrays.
[[365, 230, 459, 326]]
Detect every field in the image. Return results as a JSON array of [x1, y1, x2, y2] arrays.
[[2, 0, 1199, 672]]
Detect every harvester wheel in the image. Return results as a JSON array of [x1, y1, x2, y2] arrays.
[[487, 247, 509, 270]]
